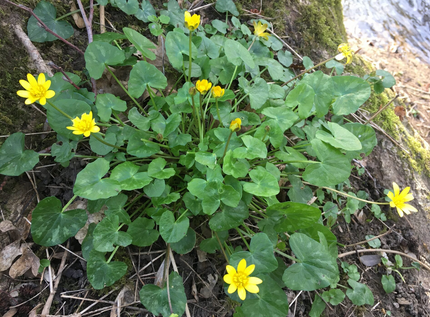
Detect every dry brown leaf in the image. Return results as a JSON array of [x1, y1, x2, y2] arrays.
[[110, 284, 134, 317], [0, 240, 22, 271], [200, 274, 218, 299], [0, 220, 17, 233], [9, 247, 40, 278], [69, 0, 85, 28], [2, 308, 17, 317]]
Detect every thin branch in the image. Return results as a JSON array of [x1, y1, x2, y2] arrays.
[[2, 0, 85, 55], [344, 227, 394, 247], [364, 94, 399, 125]]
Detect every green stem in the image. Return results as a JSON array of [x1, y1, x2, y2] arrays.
[[147, 85, 158, 110], [227, 66, 238, 91], [221, 131, 233, 161], [188, 31, 193, 82], [141, 138, 170, 149], [107, 246, 120, 263], [236, 228, 251, 250], [321, 186, 389, 205], [61, 195, 78, 212], [191, 94, 203, 141], [281, 56, 335, 87], [104, 64, 147, 114], [93, 133, 126, 150], [176, 209, 189, 222], [275, 249, 299, 262], [215, 98, 222, 126], [46, 100, 72, 120], [56, 4, 99, 20], [215, 231, 229, 264], [232, 93, 249, 109], [112, 112, 125, 126]]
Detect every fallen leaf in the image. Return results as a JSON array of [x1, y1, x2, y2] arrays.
[[9, 248, 40, 278], [359, 254, 382, 266], [0, 240, 22, 271], [0, 220, 17, 233]]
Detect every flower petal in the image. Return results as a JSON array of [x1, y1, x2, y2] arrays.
[[392, 182, 400, 196], [245, 283, 260, 294], [27, 73, 37, 86], [237, 259, 247, 273], [243, 264, 255, 276], [402, 203, 418, 213], [396, 207, 404, 217], [39, 97, 47, 105], [46, 90, 56, 99], [17, 90, 30, 98], [227, 283, 237, 294], [226, 265, 236, 275], [237, 287, 246, 300], [248, 277, 263, 285], [19, 79, 31, 90], [38, 73, 46, 85], [223, 274, 233, 284]]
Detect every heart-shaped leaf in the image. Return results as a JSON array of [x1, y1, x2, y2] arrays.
[[0, 132, 39, 176], [111, 162, 153, 190], [93, 215, 132, 252], [31, 197, 87, 247], [165, 31, 197, 69], [243, 166, 279, 197], [159, 210, 189, 243], [316, 122, 362, 151], [87, 250, 127, 289], [95, 93, 127, 122], [346, 280, 374, 305], [170, 227, 196, 254], [128, 61, 167, 98], [74, 158, 121, 200], [127, 217, 159, 247], [209, 200, 249, 231], [85, 41, 125, 79], [123, 27, 156, 60], [224, 39, 255, 68], [148, 158, 175, 179], [266, 202, 321, 232], [331, 76, 371, 115]]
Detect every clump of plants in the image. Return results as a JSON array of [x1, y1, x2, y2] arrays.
[[0, 0, 420, 316]]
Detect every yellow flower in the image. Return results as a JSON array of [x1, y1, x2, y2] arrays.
[[66, 111, 100, 137], [196, 79, 212, 94], [212, 86, 225, 98], [17, 73, 55, 105], [223, 259, 262, 300], [387, 182, 418, 217], [184, 11, 200, 31], [253, 21, 270, 40], [335, 43, 353, 64], [229, 118, 241, 132]]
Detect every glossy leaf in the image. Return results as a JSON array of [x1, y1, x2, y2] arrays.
[[331, 76, 371, 115], [123, 27, 156, 60], [300, 71, 334, 117], [209, 200, 249, 231], [87, 251, 127, 290], [148, 158, 175, 179], [171, 227, 196, 254], [381, 275, 395, 294], [0, 132, 39, 176], [215, 0, 239, 16], [127, 217, 159, 247], [165, 31, 197, 69], [243, 166, 279, 197], [95, 93, 127, 122], [224, 39, 255, 68], [93, 215, 132, 252], [31, 197, 87, 247], [159, 210, 189, 243], [282, 233, 339, 291], [129, 61, 167, 98], [74, 159, 121, 200], [266, 202, 321, 232], [316, 122, 362, 151], [111, 162, 153, 190], [85, 42, 125, 79], [285, 82, 315, 119], [346, 280, 374, 306], [322, 289, 345, 305]]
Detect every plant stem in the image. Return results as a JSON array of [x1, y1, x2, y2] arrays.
[[281, 56, 335, 87], [107, 246, 120, 263], [321, 186, 389, 205], [221, 131, 233, 161], [61, 195, 78, 212], [141, 138, 170, 149], [112, 112, 125, 126], [104, 64, 147, 114], [191, 94, 203, 141], [188, 31, 193, 82], [146, 85, 158, 110], [215, 98, 222, 126], [275, 249, 298, 262], [92, 133, 126, 150], [215, 231, 229, 264], [46, 100, 73, 120], [235, 228, 251, 250]]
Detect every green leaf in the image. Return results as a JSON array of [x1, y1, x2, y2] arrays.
[[74, 158, 121, 200], [238, 77, 268, 110], [230, 233, 278, 274], [116, 0, 139, 14], [325, 60, 344, 75], [381, 275, 396, 294], [47, 99, 91, 141], [209, 200, 249, 231], [159, 210, 189, 243], [233, 135, 267, 160], [89, 130, 117, 156], [135, 0, 156, 22], [300, 224, 338, 258], [302, 139, 351, 187], [84, 41, 125, 79], [165, 31, 197, 69], [309, 295, 326, 317], [148, 158, 175, 179], [257, 57, 284, 80], [95, 93, 127, 122], [282, 233, 339, 290], [346, 280, 374, 306], [224, 39, 255, 68], [111, 162, 153, 190], [195, 152, 217, 169], [261, 106, 298, 131], [343, 123, 377, 156], [128, 61, 167, 98], [266, 202, 321, 232], [93, 32, 127, 43], [87, 251, 127, 289], [171, 227, 196, 254], [127, 129, 160, 157], [365, 235, 381, 248], [240, 275, 289, 317], [277, 50, 293, 67], [321, 289, 345, 305], [331, 76, 371, 115], [140, 272, 187, 317], [300, 71, 334, 117], [303, 56, 314, 69], [316, 122, 362, 151], [376, 70, 396, 88], [93, 215, 132, 252], [129, 107, 151, 131], [215, 0, 239, 16], [243, 166, 279, 197], [123, 27, 156, 60], [51, 135, 77, 164], [144, 179, 165, 197], [31, 197, 87, 247], [285, 82, 315, 119], [27, 1, 73, 42], [0, 132, 39, 176], [127, 217, 159, 247], [212, 19, 228, 34], [223, 150, 250, 178]]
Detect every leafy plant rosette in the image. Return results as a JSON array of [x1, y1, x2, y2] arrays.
[[1, 1, 419, 316]]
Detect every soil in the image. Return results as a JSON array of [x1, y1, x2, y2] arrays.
[[1, 1, 430, 317]]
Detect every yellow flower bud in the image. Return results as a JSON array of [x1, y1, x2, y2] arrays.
[[252, 21, 270, 40], [229, 118, 241, 132], [184, 11, 200, 31], [212, 86, 225, 98], [196, 79, 212, 95]]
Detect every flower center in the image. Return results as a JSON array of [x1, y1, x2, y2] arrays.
[[392, 196, 404, 207], [232, 272, 249, 288], [78, 119, 92, 132], [31, 85, 47, 99]]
